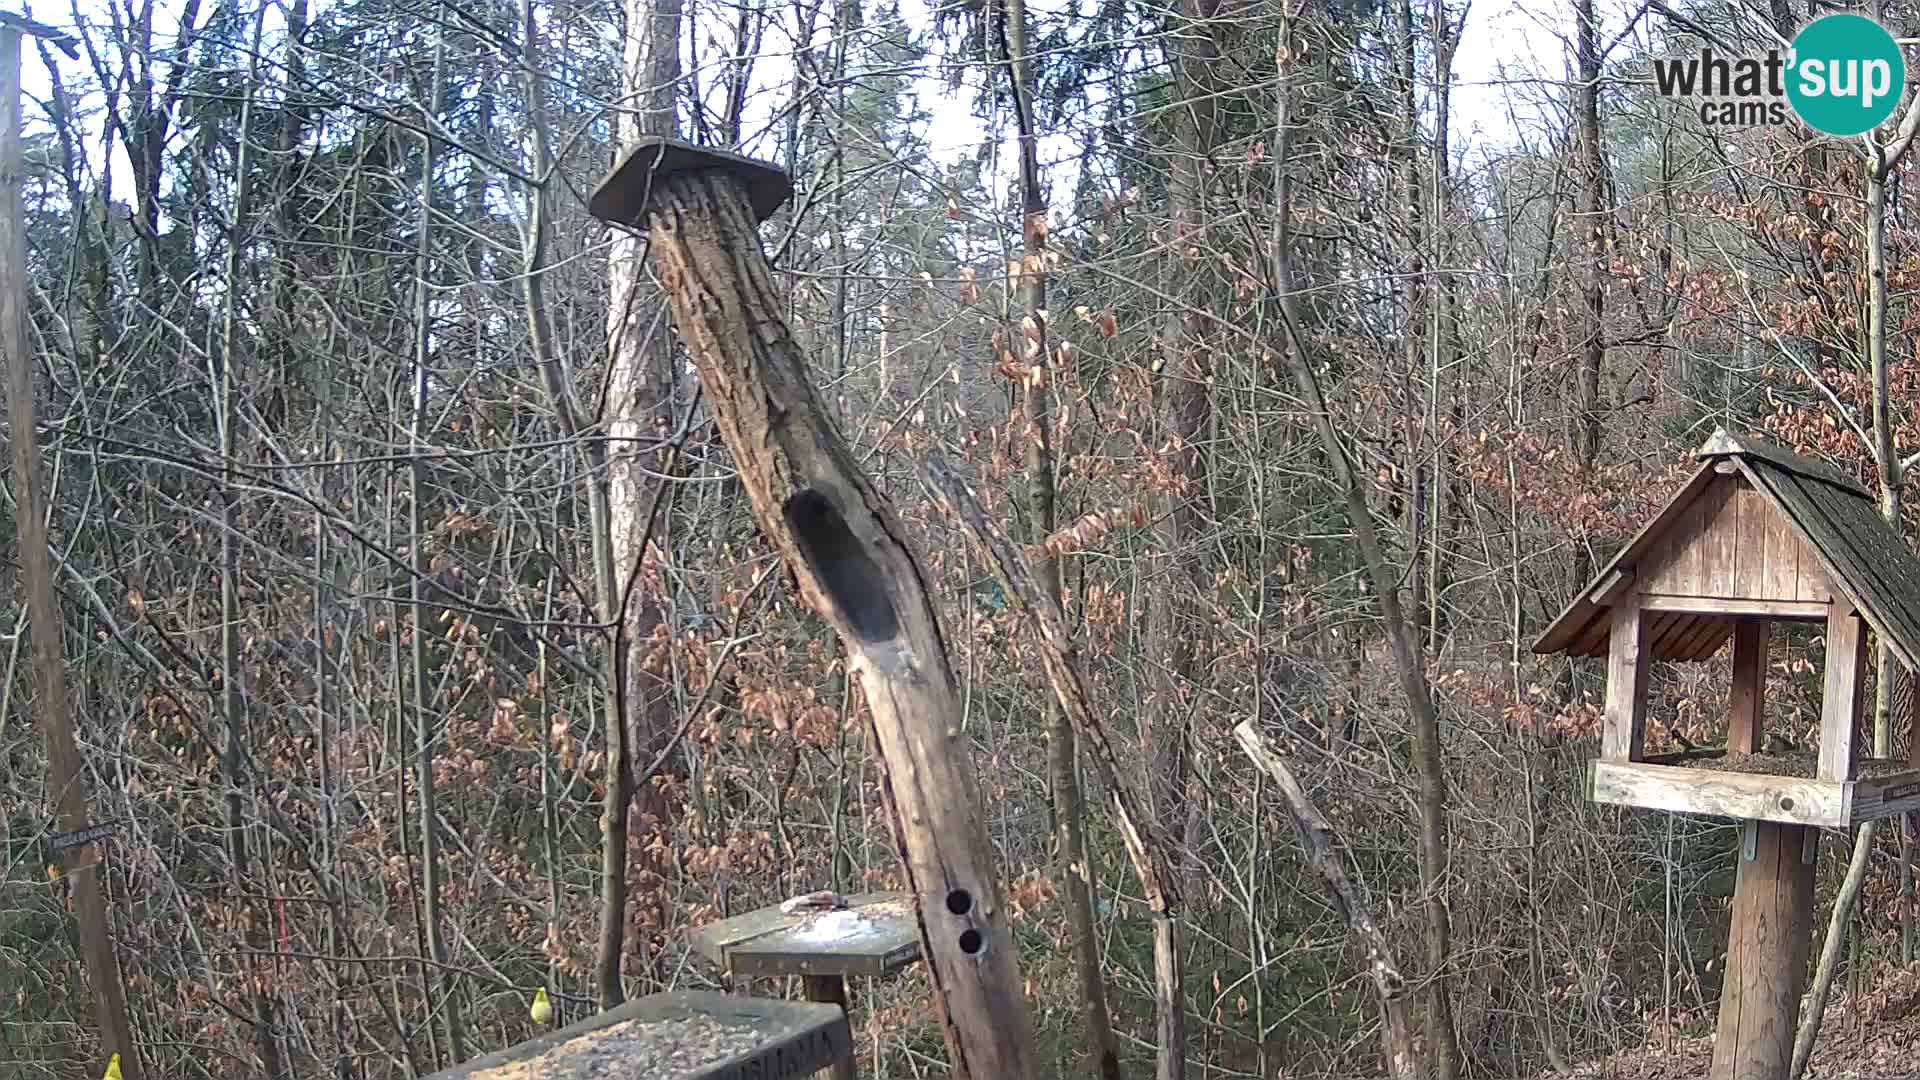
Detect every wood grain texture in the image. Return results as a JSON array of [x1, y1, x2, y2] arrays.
[[1710, 822, 1814, 1080], [1846, 769, 1920, 825], [1603, 601, 1649, 761], [1588, 761, 1846, 827], [1639, 596, 1827, 619], [618, 158, 1038, 1078], [1729, 621, 1766, 755], [1820, 610, 1867, 782]]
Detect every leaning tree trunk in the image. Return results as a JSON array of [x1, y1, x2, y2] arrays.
[[590, 139, 1041, 1080]]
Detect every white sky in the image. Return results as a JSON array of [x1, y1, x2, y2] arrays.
[[7, 0, 1604, 226]]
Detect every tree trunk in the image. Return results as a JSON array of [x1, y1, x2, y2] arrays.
[[408, 33, 464, 1067], [1234, 722, 1420, 1079], [598, 0, 684, 1006], [1268, 10, 1453, 1074], [999, 0, 1122, 1075], [1, 25, 144, 1080], [607, 147, 1041, 1079]]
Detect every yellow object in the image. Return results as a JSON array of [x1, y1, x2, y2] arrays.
[[103, 1054, 122, 1080], [529, 987, 553, 1025]]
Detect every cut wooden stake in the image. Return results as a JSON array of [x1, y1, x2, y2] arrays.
[[0, 24, 142, 1080], [1232, 720, 1419, 1080], [588, 137, 1038, 1080]]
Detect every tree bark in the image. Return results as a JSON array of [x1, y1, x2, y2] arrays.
[[408, 32, 464, 1067], [1267, 10, 1454, 1074], [1234, 721, 1420, 1080], [1, 25, 144, 1080], [615, 153, 1041, 1080], [995, 1, 1122, 1076], [597, 0, 683, 1006]]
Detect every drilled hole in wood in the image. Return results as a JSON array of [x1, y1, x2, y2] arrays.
[[1780, 797, 1795, 811], [784, 488, 900, 644], [946, 889, 973, 916], [958, 928, 984, 956]]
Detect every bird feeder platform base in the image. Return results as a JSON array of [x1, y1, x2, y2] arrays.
[[1589, 755, 1920, 828], [425, 990, 851, 1080]]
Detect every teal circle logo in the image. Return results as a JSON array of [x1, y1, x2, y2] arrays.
[[1787, 14, 1906, 136]]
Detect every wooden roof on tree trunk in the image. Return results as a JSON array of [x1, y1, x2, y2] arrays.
[[1532, 427, 1920, 670]]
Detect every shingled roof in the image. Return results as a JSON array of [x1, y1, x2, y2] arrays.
[[1532, 428, 1920, 671]]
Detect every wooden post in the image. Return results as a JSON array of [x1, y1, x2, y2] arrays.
[[587, 138, 1040, 1079], [1603, 599, 1649, 761], [0, 21, 142, 1080], [1711, 820, 1815, 1080], [802, 975, 857, 1080], [1820, 610, 1867, 781], [1729, 620, 1766, 755]]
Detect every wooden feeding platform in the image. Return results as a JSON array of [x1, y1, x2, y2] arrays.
[[689, 892, 920, 1080], [691, 892, 920, 980], [1591, 749, 1920, 828], [426, 990, 851, 1080], [1534, 427, 1920, 1080]]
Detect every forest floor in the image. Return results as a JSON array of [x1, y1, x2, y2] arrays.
[[1552, 964, 1920, 1078]]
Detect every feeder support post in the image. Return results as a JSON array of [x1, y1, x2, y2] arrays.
[[588, 138, 1040, 1080]]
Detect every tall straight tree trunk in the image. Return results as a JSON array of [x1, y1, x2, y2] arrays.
[[408, 34, 465, 1065], [1145, 0, 1228, 1075], [217, 10, 290, 1077], [1569, 0, 1607, 617], [1268, 4, 1454, 1074], [1391, 0, 1427, 649], [999, 1, 1121, 1075], [598, 0, 684, 1006]]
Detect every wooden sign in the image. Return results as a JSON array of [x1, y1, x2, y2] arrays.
[[49, 820, 123, 853]]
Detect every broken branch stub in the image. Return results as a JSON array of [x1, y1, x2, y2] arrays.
[[588, 137, 1040, 1080]]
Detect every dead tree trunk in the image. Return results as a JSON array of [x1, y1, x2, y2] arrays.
[[1233, 721, 1419, 1080], [588, 138, 1040, 1080]]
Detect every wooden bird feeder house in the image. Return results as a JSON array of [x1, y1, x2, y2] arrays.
[[1534, 426, 1920, 1080]]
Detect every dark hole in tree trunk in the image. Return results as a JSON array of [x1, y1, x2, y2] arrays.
[[784, 488, 900, 644]]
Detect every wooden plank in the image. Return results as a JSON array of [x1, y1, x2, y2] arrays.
[[1683, 622, 1734, 662], [1730, 484, 1769, 599], [1534, 460, 1720, 654], [1593, 568, 1634, 606], [1729, 620, 1766, 754], [1702, 478, 1741, 598], [1820, 610, 1867, 781], [1846, 769, 1920, 825], [1646, 488, 1707, 596], [1639, 596, 1829, 620], [1603, 601, 1650, 761], [1710, 821, 1816, 1080], [690, 893, 920, 979], [425, 990, 853, 1080], [1751, 493, 1807, 601], [1589, 760, 1846, 827], [1643, 610, 1688, 657], [802, 977, 858, 1080]]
